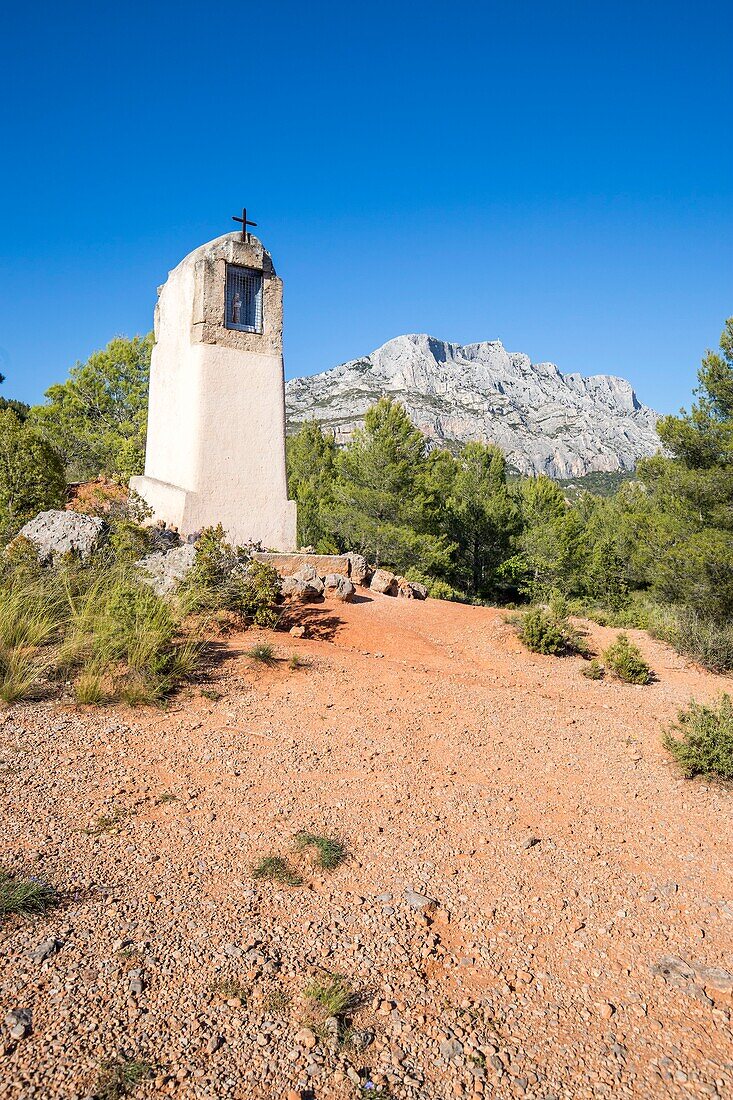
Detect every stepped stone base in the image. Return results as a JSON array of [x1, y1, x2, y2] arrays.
[[252, 552, 351, 578]]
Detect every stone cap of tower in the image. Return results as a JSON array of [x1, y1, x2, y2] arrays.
[[161, 231, 277, 285], [155, 232, 282, 356]]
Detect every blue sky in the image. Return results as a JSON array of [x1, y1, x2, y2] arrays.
[[1, 1, 731, 413]]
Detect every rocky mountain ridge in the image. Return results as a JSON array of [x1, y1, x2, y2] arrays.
[[285, 334, 661, 478]]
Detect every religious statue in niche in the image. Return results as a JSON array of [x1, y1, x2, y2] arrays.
[[231, 292, 242, 325]]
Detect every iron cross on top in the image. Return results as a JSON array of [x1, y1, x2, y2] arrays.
[[232, 207, 257, 242]]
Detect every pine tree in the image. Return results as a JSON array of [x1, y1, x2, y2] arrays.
[[329, 398, 452, 574], [286, 420, 337, 550]]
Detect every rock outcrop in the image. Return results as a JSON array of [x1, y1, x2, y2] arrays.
[[286, 333, 661, 478]]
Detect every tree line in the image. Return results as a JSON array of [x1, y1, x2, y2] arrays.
[[1, 319, 731, 669]]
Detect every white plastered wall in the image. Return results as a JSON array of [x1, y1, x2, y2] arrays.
[[131, 233, 297, 550]]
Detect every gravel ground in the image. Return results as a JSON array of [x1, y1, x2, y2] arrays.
[[1, 593, 732, 1099]]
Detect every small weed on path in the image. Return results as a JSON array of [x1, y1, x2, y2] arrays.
[[263, 986, 291, 1014], [305, 973, 357, 1017], [211, 976, 249, 1001], [154, 792, 178, 805], [94, 1058, 153, 1100], [83, 808, 129, 835], [251, 855, 303, 886], [246, 642, 277, 666], [295, 831, 347, 870], [0, 869, 56, 920]]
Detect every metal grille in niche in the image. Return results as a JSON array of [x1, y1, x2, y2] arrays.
[[225, 264, 263, 332]]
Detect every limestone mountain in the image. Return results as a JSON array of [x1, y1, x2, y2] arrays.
[[285, 334, 661, 478]]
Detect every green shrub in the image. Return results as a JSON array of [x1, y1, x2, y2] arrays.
[[426, 579, 464, 601], [664, 695, 733, 780], [0, 409, 66, 533], [581, 659, 604, 680], [108, 519, 152, 563], [237, 561, 282, 627], [603, 633, 651, 684], [517, 607, 568, 655], [181, 525, 280, 625]]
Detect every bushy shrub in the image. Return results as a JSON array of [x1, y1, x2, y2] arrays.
[[181, 525, 280, 626], [603, 633, 651, 684], [581, 659, 604, 680], [517, 607, 568, 655], [236, 561, 282, 627], [664, 695, 733, 780]]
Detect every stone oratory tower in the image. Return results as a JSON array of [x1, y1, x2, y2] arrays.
[[131, 226, 297, 550]]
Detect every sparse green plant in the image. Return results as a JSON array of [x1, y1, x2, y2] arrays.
[[287, 653, 309, 670], [211, 976, 249, 1001], [94, 1057, 153, 1100], [116, 946, 143, 970], [118, 674, 159, 706], [0, 581, 61, 649], [84, 808, 128, 835], [251, 855, 303, 886], [0, 647, 43, 703], [664, 695, 733, 781], [263, 985, 291, 1014], [304, 973, 356, 1017], [295, 831, 347, 870], [581, 659, 604, 680], [74, 669, 106, 705], [246, 642, 277, 666], [200, 687, 223, 701], [603, 633, 651, 684], [155, 791, 178, 805], [0, 869, 56, 920]]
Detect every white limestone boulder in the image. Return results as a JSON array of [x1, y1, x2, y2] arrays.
[[137, 543, 197, 596], [18, 510, 107, 565]]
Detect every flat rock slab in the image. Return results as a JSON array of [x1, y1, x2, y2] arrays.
[[252, 552, 351, 578]]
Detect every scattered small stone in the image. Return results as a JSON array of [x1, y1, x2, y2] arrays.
[[30, 938, 63, 964], [4, 1009, 31, 1041], [294, 1027, 317, 1050], [440, 1037, 464, 1061], [404, 887, 437, 910]]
